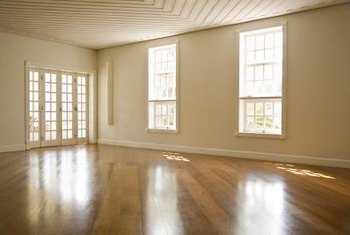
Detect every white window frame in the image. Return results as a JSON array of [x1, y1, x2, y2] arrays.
[[147, 42, 180, 133], [236, 22, 287, 139]]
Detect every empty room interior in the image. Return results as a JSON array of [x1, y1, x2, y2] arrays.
[[0, 0, 350, 234]]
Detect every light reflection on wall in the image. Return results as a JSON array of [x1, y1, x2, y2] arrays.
[[144, 164, 184, 235], [236, 176, 286, 235], [27, 149, 93, 228]]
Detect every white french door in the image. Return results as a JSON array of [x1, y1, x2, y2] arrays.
[[41, 71, 60, 147], [28, 70, 41, 148], [77, 75, 88, 140], [27, 69, 88, 148], [61, 73, 77, 145]]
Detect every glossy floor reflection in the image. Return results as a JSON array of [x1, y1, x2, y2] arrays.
[[236, 177, 286, 235], [0, 144, 349, 235]]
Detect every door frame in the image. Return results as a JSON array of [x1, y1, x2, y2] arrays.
[[25, 61, 97, 149]]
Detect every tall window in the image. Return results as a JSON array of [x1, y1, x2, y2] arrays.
[[148, 44, 178, 131], [239, 25, 285, 136]]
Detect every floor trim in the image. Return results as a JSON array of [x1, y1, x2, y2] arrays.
[[0, 144, 26, 153], [98, 139, 350, 169]]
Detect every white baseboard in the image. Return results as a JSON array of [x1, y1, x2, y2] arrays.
[[0, 144, 26, 153], [98, 139, 350, 169]]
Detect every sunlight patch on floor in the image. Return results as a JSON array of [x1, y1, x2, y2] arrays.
[[163, 152, 190, 162], [265, 162, 335, 179]]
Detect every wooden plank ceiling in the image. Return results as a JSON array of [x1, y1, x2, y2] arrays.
[[0, 0, 349, 49]]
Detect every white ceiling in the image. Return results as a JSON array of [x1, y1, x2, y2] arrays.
[[0, 0, 349, 49]]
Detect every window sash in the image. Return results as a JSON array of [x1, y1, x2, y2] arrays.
[[148, 100, 176, 130], [240, 98, 282, 135], [148, 45, 176, 100]]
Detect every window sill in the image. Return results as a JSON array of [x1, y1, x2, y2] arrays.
[[146, 128, 179, 134], [236, 132, 286, 139]]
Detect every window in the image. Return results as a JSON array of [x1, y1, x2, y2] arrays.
[[238, 25, 285, 136], [148, 44, 178, 131]]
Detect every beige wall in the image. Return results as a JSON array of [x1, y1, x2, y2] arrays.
[[0, 31, 96, 150], [97, 4, 350, 163]]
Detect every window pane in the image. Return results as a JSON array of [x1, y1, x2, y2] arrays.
[[33, 132, 39, 141], [255, 65, 263, 80], [247, 103, 254, 115], [265, 34, 274, 48], [33, 82, 39, 91], [256, 102, 264, 115], [34, 112, 39, 121], [265, 65, 273, 81], [51, 131, 56, 140], [45, 103, 51, 111], [33, 72, 39, 81], [45, 73, 50, 82], [247, 36, 255, 50], [62, 131, 67, 139], [246, 117, 254, 130], [45, 131, 51, 140], [45, 113, 51, 121], [265, 102, 273, 115], [256, 35, 264, 49], [68, 84, 72, 93]]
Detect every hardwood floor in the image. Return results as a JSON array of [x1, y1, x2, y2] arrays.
[[0, 144, 349, 235]]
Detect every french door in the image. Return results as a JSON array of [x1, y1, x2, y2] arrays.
[[28, 69, 88, 148], [41, 71, 60, 147], [61, 73, 76, 145]]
